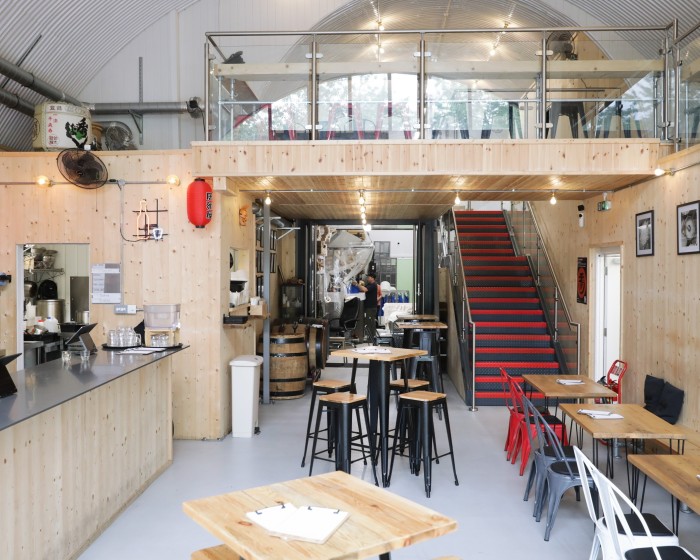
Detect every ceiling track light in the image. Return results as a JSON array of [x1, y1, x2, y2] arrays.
[[264, 192, 272, 205]]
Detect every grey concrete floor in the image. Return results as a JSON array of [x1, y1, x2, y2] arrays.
[[79, 358, 700, 559]]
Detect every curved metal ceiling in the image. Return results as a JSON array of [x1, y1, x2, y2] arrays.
[[0, 0, 696, 151]]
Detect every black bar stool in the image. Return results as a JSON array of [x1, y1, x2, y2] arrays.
[[388, 390, 459, 497], [300, 378, 356, 467], [309, 392, 379, 485]]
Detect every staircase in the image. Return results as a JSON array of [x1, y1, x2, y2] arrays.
[[456, 210, 561, 405]]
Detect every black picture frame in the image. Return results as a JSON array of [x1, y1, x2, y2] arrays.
[[677, 201, 700, 255], [635, 210, 654, 257]]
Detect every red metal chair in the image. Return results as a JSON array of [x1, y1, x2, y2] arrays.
[[499, 367, 522, 460], [605, 359, 627, 403], [505, 370, 568, 476], [596, 360, 628, 404]]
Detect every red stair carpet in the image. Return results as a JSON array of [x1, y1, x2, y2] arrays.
[[456, 210, 561, 405]]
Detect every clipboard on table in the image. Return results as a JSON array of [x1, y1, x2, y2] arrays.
[[246, 503, 349, 544]]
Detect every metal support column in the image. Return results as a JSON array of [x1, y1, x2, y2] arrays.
[[539, 32, 548, 139], [262, 202, 271, 404]]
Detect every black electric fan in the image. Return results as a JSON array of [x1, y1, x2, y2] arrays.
[[56, 149, 109, 189]]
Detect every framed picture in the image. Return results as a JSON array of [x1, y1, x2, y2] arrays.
[[677, 201, 700, 255], [635, 210, 654, 257]]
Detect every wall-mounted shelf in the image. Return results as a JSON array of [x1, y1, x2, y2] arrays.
[[25, 268, 65, 282]]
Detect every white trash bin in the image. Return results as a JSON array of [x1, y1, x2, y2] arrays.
[[230, 355, 263, 437]]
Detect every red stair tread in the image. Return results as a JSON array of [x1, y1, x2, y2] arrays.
[[476, 334, 551, 341], [474, 321, 547, 328], [470, 287, 536, 293], [461, 256, 527, 262], [470, 298, 541, 304], [472, 309, 544, 316], [465, 266, 530, 271], [476, 361, 559, 368], [476, 347, 555, 354], [467, 276, 533, 282]]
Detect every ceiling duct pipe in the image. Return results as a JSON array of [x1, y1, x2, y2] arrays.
[[0, 88, 35, 116], [88, 97, 202, 118], [0, 55, 82, 106]]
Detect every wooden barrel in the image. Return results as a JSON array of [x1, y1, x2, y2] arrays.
[[258, 333, 308, 399], [305, 318, 329, 373]]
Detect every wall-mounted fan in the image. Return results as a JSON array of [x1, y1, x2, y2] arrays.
[[56, 149, 108, 189], [101, 121, 136, 150]]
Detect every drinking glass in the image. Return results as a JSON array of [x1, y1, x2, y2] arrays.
[[80, 349, 91, 363]]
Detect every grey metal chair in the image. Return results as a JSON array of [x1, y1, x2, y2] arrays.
[[521, 395, 577, 512], [573, 446, 679, 560], [525, 397, 592, 541]]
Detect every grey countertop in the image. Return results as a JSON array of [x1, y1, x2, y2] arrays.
[[0, 346, 185, 432]]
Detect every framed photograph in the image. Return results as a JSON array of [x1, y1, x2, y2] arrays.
[[677, 201, 700, 255], [635, 210, 654, 257]]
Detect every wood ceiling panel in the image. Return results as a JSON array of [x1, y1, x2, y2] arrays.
[[194, 140, 666, 221]]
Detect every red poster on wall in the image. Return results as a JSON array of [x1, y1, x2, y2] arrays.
[[577, 257, 587, 304]]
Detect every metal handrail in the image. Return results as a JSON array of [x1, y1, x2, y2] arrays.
[[204, 21, 700, 147], [440, 209, 477, 410], [505, 202, 580, 374]]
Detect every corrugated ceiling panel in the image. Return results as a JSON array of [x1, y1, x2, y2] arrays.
[[0, 0, 696, 151]]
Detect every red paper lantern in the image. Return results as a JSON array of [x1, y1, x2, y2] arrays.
[[187, 178, 213, 228]]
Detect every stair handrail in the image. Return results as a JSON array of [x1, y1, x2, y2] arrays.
[[440, 210, 477, 410], [504, 202, 580, 375]]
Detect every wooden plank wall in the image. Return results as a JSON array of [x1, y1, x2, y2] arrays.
[[0, 151, 255, 440], [0, 358, 172, 560], [535, 145, 700, 431]]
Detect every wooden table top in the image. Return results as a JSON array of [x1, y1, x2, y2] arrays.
[[522, 374, 617, 399], [394, 314, 438, 322], [331, 347, 427, 362], [559, 403, 689, 441], [628, 454, 700, 514], [394, 321, 448, 330], [183, 471, 458, 560]]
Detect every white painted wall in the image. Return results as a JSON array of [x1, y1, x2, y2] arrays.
[[366, 228, 414, 258], [78, 0, 347, 150]]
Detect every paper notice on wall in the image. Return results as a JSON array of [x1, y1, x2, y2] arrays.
[[91, 263, 121, 303]]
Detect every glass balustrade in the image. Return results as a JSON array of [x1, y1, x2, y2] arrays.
[[206, 23, 697, 145]]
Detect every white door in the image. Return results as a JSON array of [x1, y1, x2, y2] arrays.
[[594, 249, 621, 379]]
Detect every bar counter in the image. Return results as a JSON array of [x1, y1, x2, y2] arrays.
[[0, 346, 183, 560], [0, 347, 182, 431]]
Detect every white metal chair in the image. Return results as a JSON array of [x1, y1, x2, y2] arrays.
[[573, 447, 678, 559]]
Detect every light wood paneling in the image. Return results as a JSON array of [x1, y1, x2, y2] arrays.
[[0, 358, 171, 560], [0, 151, 244, 440], [536, 144, 700, 431], [192, 140, 664, 220]]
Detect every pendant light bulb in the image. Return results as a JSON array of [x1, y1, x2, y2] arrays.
[[360, 205, 366, 213], [362, 217, 367, 225], [454, 192, 461, 205], [358, 191, 365, 205], [550, 192, 557, 205], [264, 192, 271, 205]]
